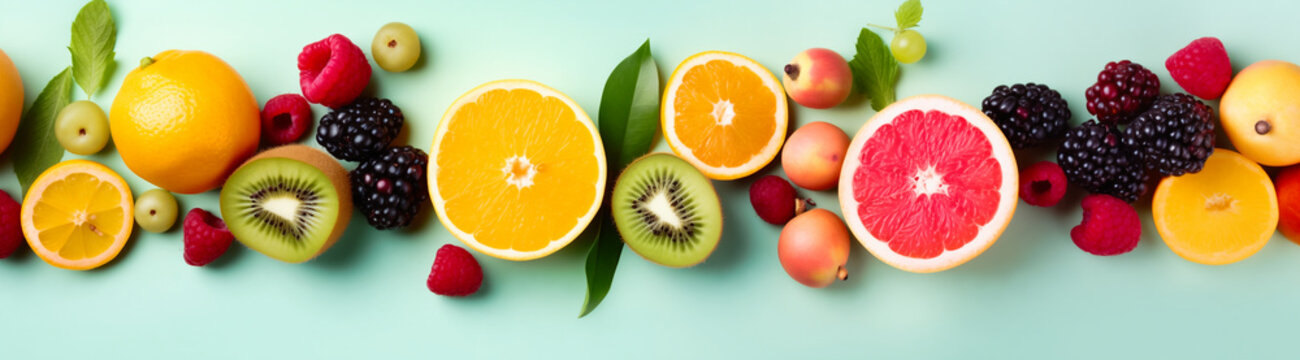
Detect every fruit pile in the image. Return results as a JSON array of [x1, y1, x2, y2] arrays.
[[0, 3, 483, 295], [7, 0, 1300, 318], [975, 35, 1297, 265]]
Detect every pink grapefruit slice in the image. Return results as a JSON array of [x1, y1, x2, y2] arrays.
[[838, 95, 1018, 273]]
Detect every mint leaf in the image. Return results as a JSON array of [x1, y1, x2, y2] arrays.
[[895, 0, 923, 30], [581, 39, 660, 318], [848, 28, 899, 111], [69, 0, 116, 97], [13, 68, 74, 194]]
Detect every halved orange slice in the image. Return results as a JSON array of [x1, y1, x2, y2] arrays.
[[22, 160, 134, 270], [1153, 149, 1278, 265], [430, 80, 606, 261], [662, 51, 788, 180]]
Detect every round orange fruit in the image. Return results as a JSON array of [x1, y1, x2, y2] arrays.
[[110, 50, 260, 194], [22, 160, 134, 270], [430, 80, 606, 261], [0, 48, 22, 153], [1153, 149, 1278, 265], [662, 51, 788, 180]]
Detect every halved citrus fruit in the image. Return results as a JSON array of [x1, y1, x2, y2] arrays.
[[430, 80, 606, 261], [1153, 149, 1277, 265], [662, 51, 788, 180], [839, 95, 1018, 273], [21, 160, 134, 270]]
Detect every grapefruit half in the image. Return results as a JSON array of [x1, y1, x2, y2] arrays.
[[838, 95, 1018, 273]]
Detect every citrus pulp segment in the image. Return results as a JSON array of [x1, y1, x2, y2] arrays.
[[21, 160, 134, 270], [1153, 149, 1278, 265], [838, 95, 1018, 273], [430, 80, 606, 261], [662, 51, 788, 180]]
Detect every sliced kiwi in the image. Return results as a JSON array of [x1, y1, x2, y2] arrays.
[[219, 145, 351, 263], [611, 153, 723, 268]]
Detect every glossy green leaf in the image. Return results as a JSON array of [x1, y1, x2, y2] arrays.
[[581, 39, 660, 318], [13, 68, 74, 194]]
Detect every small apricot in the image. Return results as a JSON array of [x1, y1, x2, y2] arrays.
[[778, 209, 851, 288], [782, 122, 850, 191], [781, 48, 853, 109]]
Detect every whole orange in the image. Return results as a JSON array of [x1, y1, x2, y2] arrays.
[[0, 48, 23, 154], [110, 50, 260, 194]]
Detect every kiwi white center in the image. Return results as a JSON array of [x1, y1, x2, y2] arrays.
[[502, 155, 538, 189], [262, 195, 304, 224], [712, 100, 736, 126], [643, 190, 683, 228], [242, 176, 324, 244], [912, 165, 948, 196]]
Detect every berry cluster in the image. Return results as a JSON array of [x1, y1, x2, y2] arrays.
[[296, 34, 426, 231]]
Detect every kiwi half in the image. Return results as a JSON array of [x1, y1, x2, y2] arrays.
[[611, 153, 723, 268], [219, 145, 351, 263]]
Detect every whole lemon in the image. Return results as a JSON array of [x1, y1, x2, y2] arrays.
[[110, 50, 260, 194], [0, 48, 23, 153]]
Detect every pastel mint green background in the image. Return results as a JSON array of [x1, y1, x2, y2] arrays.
[[2, 0, 1298, 358]]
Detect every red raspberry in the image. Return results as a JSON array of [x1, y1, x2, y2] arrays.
[[184, 209, 234, 267], [1019, 161, 1067, 207], [1071, 194, 1141, 256], [298, 34, 371, 109], [0, 190, 23, 259], [749, 175, 814, 225], [427, 244, 482, 296], [260, 94, 312, 146], [1165, 37, 1232, 100]]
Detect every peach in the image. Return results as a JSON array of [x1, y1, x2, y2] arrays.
[[1220, 60, 1300, 166], [782, 121, 850, 190], [778, 209, 851, 288], [781, 48, 852, 109], [1277, 165, 1300, 244]]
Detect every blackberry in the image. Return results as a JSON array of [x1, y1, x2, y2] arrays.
[[1085, 60, 1160, 124], [350, 146, 429, 230], [1121, 93, 1215, 176], [1057, 120, 1148, 202], [316, 97, 404, 161], [981, 83, 1071, 148]]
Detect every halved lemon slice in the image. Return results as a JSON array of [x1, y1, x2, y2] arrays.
[[662, 51, 788, 180], [22, 160, 134, 270], [430, 80, 606, 261]]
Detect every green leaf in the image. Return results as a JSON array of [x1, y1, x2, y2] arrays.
[[69, 0, 116, 97], [597, 39, 660, 168], [848, 28, 900, 111], [579, 214, 621, 318], [580, 39, 660, 318], [895, 0, 923, 30], [13, 68, 74, 194]]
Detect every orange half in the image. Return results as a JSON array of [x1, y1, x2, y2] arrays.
[[1153, 149, 1278, 265], [21, 160, 134, 270], [430, 80, 606, 261], [662, 51, 788, 180]]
